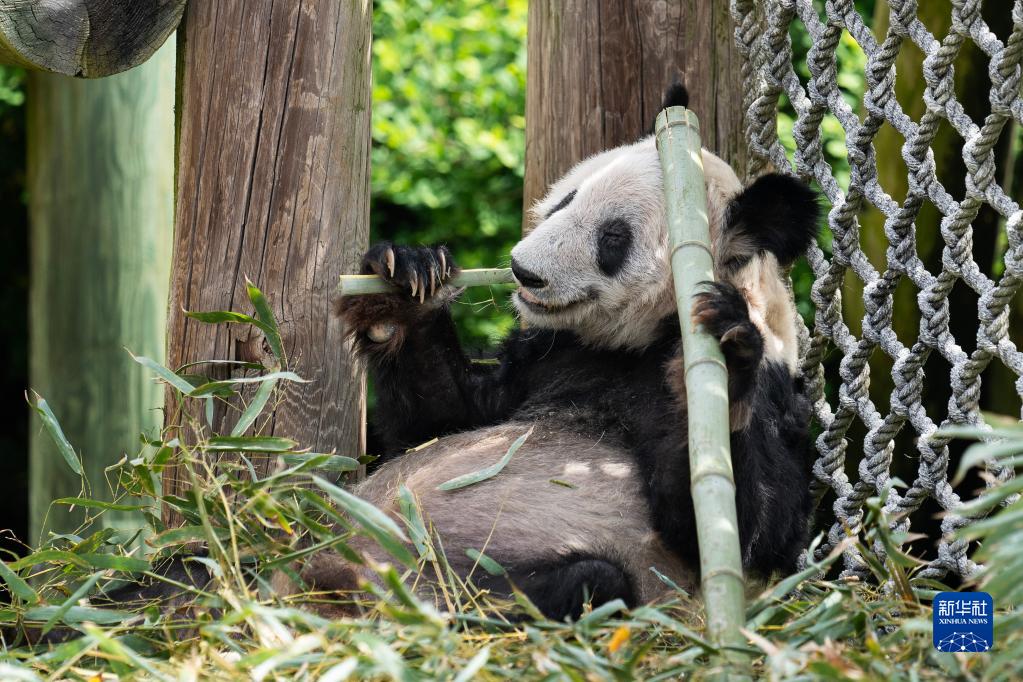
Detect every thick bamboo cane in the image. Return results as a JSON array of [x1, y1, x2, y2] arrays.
[[656, 106, 746, 650], [339, 267, 514, 295]]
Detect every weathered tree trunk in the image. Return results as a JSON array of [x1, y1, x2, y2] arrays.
[[0, 0, 185, 77], [28, 41, 175, 539], [163, 0, 371, 520], [523, 0, 746, 225]]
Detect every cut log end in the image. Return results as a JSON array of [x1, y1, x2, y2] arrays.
[[0, 0, 186, 77]]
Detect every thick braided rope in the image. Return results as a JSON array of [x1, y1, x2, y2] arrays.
[[732, 0, 1023, 580]]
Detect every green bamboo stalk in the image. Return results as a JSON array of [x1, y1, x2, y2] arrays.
[[338, 268, 514, 296], [655, 107, 746, 650]]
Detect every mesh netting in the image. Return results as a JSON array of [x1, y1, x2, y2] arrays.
[[731, 0, 1023, 579]]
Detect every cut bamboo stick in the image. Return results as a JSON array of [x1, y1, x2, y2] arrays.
[[338, 267, 515, 296], [655, 107, 746, 651]]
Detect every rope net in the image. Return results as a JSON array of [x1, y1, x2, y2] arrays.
[[731, 0, 1023, 579]]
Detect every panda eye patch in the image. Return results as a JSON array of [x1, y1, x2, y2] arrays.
[[596, 218, 633, 276], [545, 189, 577, 218]]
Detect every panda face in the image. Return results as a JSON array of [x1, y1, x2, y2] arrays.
[[510, 137, 742, 350]]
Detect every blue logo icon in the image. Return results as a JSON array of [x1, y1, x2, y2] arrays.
[[933, 591, 993, 652]]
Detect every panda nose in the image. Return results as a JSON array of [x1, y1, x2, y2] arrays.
[[511, 258, 547, 289]]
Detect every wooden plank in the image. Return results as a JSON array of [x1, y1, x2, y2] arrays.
[[27, 41, 175, 539], [164, 0, 371, 520], [523, 0, 746, 228], [0, 0, 185, 77]]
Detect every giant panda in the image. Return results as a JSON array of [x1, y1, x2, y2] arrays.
[[288, 85, 820, 621]]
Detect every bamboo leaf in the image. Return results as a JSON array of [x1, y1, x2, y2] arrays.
[[53, 497, 149, 512], [466, 548, 505, 576], [202, 436, 298, 452], [8, 549, 90, 571], [454, 646, 490, 682], [189, 371, 305, 397], [42, 572, 104, 635], [149, 525, 216, 549], [246, 280, 284, 362], [437, 426, 532, 491], [280, 453, 360, 472], [184, 310, 263, 325], [23, 604, 133, 626], [576, 598, 627, 627], [185, 310, 280, 354], [0, 559, 40, 604], [130, 352, 196, 396], [176, 358, 266, 372], [398, 486, 433, 560], [232, 377, 278, 436], [312, 475, 415, 568], [78, 554, 150, 573], [28, 393, 82, 475], [953, 439, 1023, 484]]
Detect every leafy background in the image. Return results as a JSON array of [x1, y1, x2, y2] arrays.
[[370, 0, 527, 348]]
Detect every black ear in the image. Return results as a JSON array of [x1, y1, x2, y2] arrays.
[[647, 82, 690, 137], [727, 174, 821, 266], [661, 82, 689, 110]]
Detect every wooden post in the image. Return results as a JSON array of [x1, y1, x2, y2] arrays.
[[0, 0, 185, 77], [27, 41, 175, 539], [164, 0, 371, 519], [523, 0, 746, 226]]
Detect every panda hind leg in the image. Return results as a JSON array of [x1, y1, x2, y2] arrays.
[[476, 556, 636, 621]]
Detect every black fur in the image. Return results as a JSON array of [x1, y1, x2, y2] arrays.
[[692, 281, 765, 402], [596, 218, 634, 277], [661, 82, 689, 110], [339, 248, 813, 600], [475, 555, 636, 621], [546, 189, 577, 218], [721, 173, 821, 272], [646, 82, 691, 137]]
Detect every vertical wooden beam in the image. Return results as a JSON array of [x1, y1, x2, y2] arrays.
[[27, 41, 175, 539], [164, 0, 371, 517], [523, 0, 746, 226]]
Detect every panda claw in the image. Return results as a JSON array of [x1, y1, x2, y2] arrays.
[[386, 248, 396, 278], [430, 268, 437, 295], [720, 327, 742, 344], [410, 274, 419, 298], [419, 284, 426, 304], [439, 250, 447, 278]]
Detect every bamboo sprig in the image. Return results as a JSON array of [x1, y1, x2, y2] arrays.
[[338, 268, 514, 296], [655, 107, 747, 652]]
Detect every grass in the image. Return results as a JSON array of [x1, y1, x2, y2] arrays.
[[2, 288, 1022, 680]]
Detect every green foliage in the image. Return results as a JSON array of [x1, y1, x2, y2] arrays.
[[371, 0, 527, 347], [0, 66, 24, 110]]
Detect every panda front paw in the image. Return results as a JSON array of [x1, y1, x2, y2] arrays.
[[691, 282, 763, 375], [336, 243, 459, 351], [361, 243, 457, 303]]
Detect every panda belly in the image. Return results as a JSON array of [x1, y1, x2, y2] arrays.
[[352, 420, 696, 607]]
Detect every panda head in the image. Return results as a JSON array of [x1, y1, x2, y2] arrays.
[[510, 136, 745, 350]]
